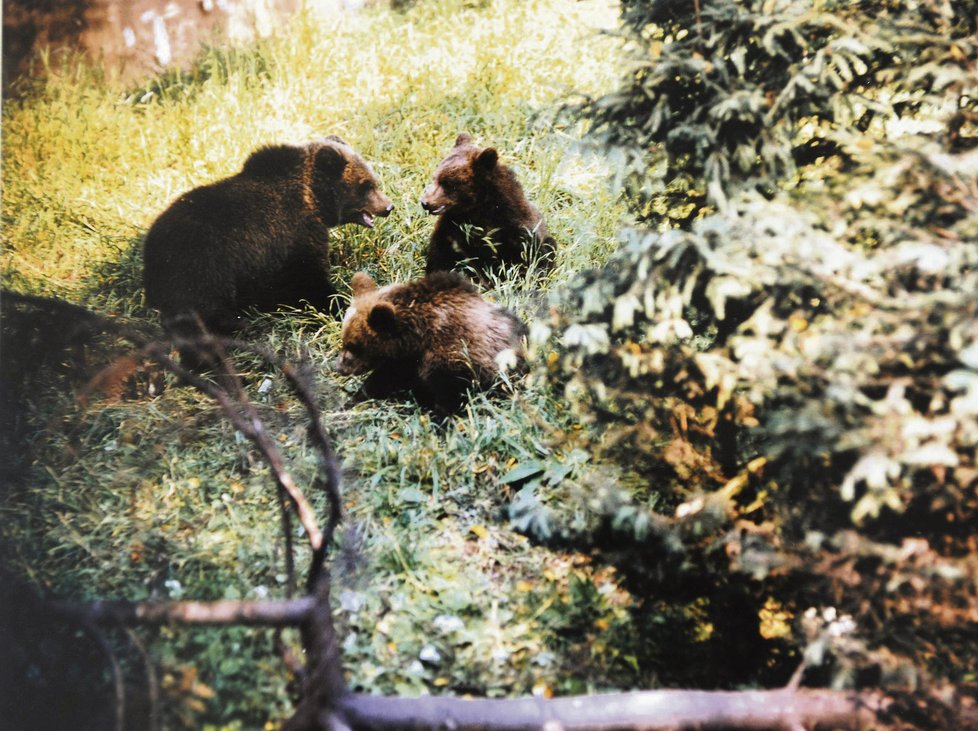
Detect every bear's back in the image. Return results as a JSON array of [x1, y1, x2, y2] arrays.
[[240, 145, 306, 179], [142, 146, 309, 321], [393, 273, 524, 375]]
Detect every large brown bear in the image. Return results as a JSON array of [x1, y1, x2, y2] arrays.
[[421, 133, 555, 278], [336, 271, 526, 413], [143, 136, 393, 338]]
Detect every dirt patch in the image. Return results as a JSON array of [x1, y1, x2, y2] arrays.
[[2, 0, 373, 93]]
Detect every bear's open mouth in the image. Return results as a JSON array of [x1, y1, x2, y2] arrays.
[[358, 211, 375, 228], [428, 205, 447, 215]]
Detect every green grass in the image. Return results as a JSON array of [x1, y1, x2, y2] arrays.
[[1, 1, 639, 728]]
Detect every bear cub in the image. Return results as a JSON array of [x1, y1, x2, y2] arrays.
[[143, 136, 393, 339], [336, 271, 526, 413], [421, 133, 555, 278]]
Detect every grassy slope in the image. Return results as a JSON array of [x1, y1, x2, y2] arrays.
[[1, 1, 639, 728]]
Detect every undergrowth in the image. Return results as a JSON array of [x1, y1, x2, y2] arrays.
[[1, 1, 641, 729]]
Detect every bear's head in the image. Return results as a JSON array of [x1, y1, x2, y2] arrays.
[[335, 272, 417, 376], [311, 136, 394, 228], [420, 133, 500, 216]]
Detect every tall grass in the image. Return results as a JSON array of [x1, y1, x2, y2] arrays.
[[2, 1, 636, 728], [3, 0, 625, 308]]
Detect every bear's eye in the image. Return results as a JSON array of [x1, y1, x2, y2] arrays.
[[345, 342, 362, 356], [441, 178, 457, 193], [358, 180, 374, 195]]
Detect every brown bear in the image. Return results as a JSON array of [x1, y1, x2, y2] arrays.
[[421, 133, 555, 278], [336, 271, 526, 413], [143, 136, 393, 340]]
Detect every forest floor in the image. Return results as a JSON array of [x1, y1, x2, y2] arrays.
[[0, 2, 655, 728]]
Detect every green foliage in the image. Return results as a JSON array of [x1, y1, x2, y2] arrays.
[[537, 0, 978, 697], [575, 0, 978, 219]]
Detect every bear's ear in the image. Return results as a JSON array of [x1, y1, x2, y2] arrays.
[[368, 302, 398, 333], [454, 133, 473, 148], [350, 272, 377, 295], [315, 144, 349, 178], [474, 147, 498, 172]]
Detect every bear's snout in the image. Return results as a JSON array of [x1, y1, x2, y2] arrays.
[[335, 352, 352, 375], [421, 188, 448, 215], [370, 191, 395, 216], [356, 195, 394, 229], [335, 349, 366, 376]]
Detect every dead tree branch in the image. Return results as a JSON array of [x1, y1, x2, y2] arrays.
[[45, 592, 973, 731], [5, 291, 335, 565], [220, 339, 344, 589], [143, 341, 326, 555], [83, 620, 125, 731], [327, 688, 894, 731], [125, 628, 161, 731], [51, 598, 317, 627], [284, 572, 350, 731]]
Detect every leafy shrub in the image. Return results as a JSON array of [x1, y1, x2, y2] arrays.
[[537, 0, 978, 693], [574, 0, 978, 220]]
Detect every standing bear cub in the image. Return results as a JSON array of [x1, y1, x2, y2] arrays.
[[336, 271, 526, 413], [143, 136, 393, 338], [421, 133, 555, 278]]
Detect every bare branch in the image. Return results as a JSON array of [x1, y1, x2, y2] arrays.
[[334, 688, 888, 731], [226, 340, 343, 592], [83, 620, 125, 731], [220, 340, 344, 587], [786, 659, 806, 692], [279, 356, 343, 589], [125, 629, 160, 731], [280, 484, 298, 598], [5, 291, 339, 575], [284, 572, 350, 731], [142, 342, 326, 553], [51, 598, 316, 627]]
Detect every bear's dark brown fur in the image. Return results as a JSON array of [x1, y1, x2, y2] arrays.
[[143, 136, 393, 338], [421, 133, 555, 278], [336, 271, 526, 413]]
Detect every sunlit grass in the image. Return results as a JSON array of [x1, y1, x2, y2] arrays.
[[2, 0, 636, 727], [2, 0, 625, 308]]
